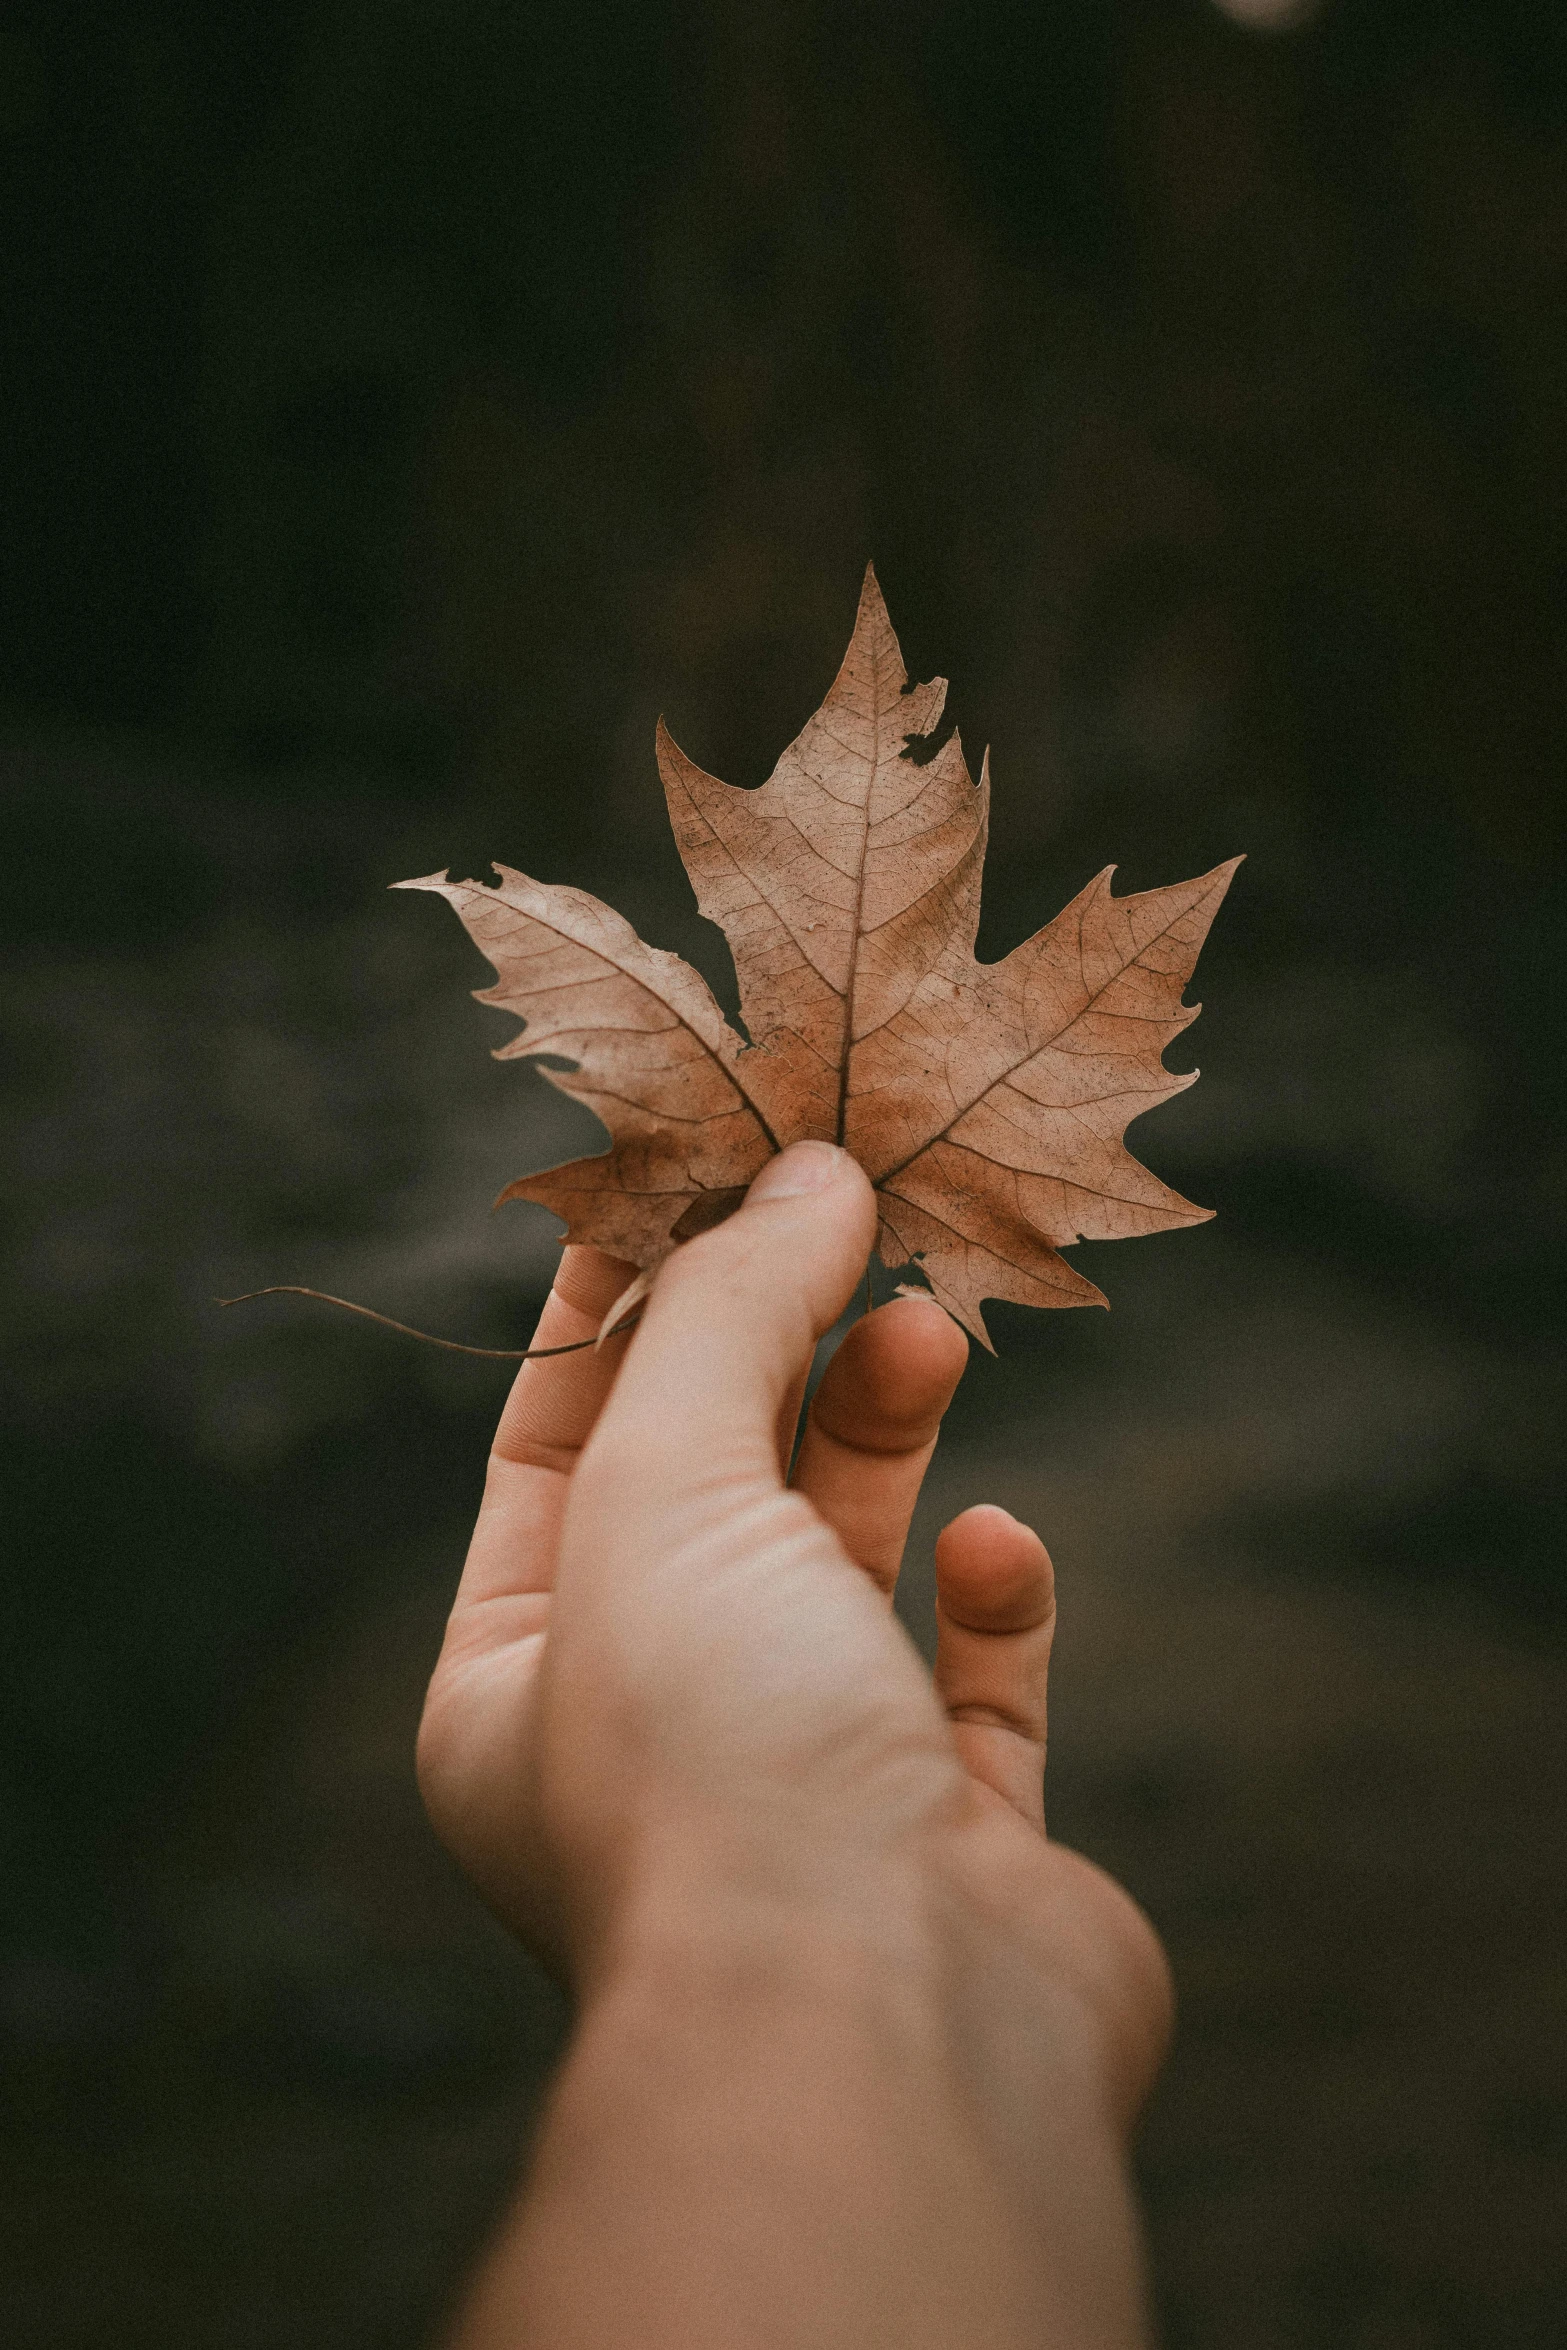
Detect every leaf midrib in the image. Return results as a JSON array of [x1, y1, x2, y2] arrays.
[[833, 646, 886, 1146]]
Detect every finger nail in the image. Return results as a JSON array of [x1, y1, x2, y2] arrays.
[[747, 1140, 846, 1202]]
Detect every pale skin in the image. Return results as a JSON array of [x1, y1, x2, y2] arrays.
[[417, 1140, 1174, 2349]]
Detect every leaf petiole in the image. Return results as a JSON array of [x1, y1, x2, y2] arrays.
[[214, 1285, 641, 1361]]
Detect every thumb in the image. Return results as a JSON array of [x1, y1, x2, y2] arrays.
[[577, 1143, 877, 1532]]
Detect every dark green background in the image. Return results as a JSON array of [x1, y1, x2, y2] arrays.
[[3, 3, 1563, 2343]]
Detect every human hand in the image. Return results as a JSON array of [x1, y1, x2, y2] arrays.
[[417, 1141, 1170, 2131]]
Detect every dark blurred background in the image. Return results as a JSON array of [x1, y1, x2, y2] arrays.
[[3, 1, 1564, 2342]]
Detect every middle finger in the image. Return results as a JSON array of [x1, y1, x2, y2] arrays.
[[790, 1295, 968, 1597]]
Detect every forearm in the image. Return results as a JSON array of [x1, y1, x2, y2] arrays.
[[444, 1867, 1153, 2350]]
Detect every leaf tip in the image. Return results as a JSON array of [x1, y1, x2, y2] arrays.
[[856, 559, 890, 628]]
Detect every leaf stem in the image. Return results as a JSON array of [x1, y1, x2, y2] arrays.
[[214, 1286, 641, 1361]]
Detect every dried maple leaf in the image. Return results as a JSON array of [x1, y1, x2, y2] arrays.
[[396, 568, 1240, 1347]]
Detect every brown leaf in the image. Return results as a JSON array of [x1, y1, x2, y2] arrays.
[[397, 567, 1240, 1345]]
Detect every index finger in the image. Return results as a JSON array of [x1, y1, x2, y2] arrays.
[[448, 1246, 638, 1619], [491, 1245, 640, 1472]]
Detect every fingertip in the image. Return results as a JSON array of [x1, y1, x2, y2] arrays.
[[875, 1291, 970, 1382], [935, 1505, 1054, 1634], [660, 1141, 877, 1349], [744, 1139, 854, 1202], [551, 1245, 643, 1317], [875, 1293, 969, 1423], [491, 1246, 643, 1468], [744, 1141, 875, 1243], [810, 1292, 968, 1450], [587, 1147, 877, 1500], [937, 1500, 1044, 1553]]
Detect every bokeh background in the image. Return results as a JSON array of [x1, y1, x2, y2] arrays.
[[3, 1, 1564, 2342]]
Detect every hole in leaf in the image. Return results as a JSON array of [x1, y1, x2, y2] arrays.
[[901, 720, 957, 768]]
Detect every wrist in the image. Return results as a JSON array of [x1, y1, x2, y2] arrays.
[[534, 1851, 1060, 2350], [577, 1805, 1134, 2168], [584, 1816, 950, 2044], [511, 1816, 1156, 2350]]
